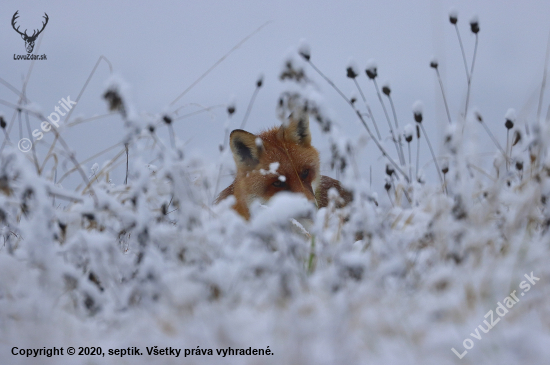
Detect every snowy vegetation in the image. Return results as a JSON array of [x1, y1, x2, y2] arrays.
[[1, 12, 550, 365]]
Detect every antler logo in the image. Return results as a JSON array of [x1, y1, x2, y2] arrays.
[[12, 11, 49, 54]]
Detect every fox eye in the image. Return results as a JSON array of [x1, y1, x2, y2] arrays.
[[300, 169, 309, 180], [272, 180, 286, 188]]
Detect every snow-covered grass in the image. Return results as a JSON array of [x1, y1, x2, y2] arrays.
[[1, 12, 550, 365]]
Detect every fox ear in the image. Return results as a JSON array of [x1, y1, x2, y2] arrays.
[[230, 129, 262, 169], [280, 112, 311, 146]]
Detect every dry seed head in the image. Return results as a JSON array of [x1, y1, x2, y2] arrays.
[[256, 74, 264, 88], [505, 119, 514, 130], [162, 115, 172, 125], [516, 160, 523, 171], [385, 164, 395, 176], [382, 82, 391, 96], [412, 101, 423, 123], [346, 58, 359, 79], [470, 16, 480, 34], [0, 115, 5, 129], [103, 89, 124, 112], [475, 111, 483, 123], [404, 123, 414, 142], [384, 178, 391, 191], [430, 57, 438, 69], [449, 9, 458, 24], [365, 59, 377, 80], [298, 39, 311, 61]]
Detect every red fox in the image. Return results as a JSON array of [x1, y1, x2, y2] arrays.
[[215, 113, 352, 219]]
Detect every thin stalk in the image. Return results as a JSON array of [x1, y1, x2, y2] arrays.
[[307, 236, 316, 273], [419, 123, 444, 187], [537, 29, 550, 122], [506, 129, 510, 172], [306, 60, 409, 182], [353, 79, 382, 140], [416, 127, 421, 180], [24, 110, 40, 174], [372, 79, 405, 165], [480, 121, 507, 158], [240, 85, 260, 129], [407, 143, 412, 181], [387, 94, 406, 166], [170, 21, 271, 107], [434, 68, 452, 123], [124, 143, 129, 185], [386, 189, 395, 207], [464, 34, 479, 116], [454, 24, 470, 82]]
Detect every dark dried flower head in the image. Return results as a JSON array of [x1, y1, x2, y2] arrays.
[[412, 101, 423, 123], [384, 180, 391, 191], [442, 165, 449, 174], [470, 16, 480, 34], [0, 115, 5, 129], [386, 164, 394, 176], [346, 67, 358, 79], [162, 115, 172, 125], [430, 59, 439, 69], [382, 84, 391, 96], [103, 89, 124, 112], [365, 67, 377, 79], [350, 96, 357, 105], [298, 40, 311, 61], [449, 9, 458, 24], [403, 124, 414, 143], [505, 119, 514, 130], [256, 75, 264, 88], [475, 111, 483, 123], [148, 125, 155, 133], [227, 105, 236, 115], [365, 59, 378, 79], [516, 160, 523, 171]]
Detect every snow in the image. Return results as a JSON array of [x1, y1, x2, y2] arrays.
[[412, 100, 423, 114]]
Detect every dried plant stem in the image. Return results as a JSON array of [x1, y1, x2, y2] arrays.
[[353, 79, 382, 140], [464, 34, 479, 116], [306, 60, 410, 183], [416, 130, 421, 180], [170, 21, 271, 107], [537, 30, 550, 122], [372, 79, 405, 165], [434, 68, 452, 123], [408, 143, 412, 181], [387, 94, 407, 166], [480, 121, 507, 158], [23, 110, 40, 174], [419, 123, 444, 187], [240, 85, 260, 129], [454, 24, 470, 82], [506, 129, 510, 171], [125, 143, 129, 185]]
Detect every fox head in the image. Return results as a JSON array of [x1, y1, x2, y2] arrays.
[[228, 113, 321, 219]]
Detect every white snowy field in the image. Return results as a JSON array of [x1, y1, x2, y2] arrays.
[[2, 2, 550, 365]]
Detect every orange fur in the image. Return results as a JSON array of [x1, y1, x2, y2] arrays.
[[215, 113, 351, 219]]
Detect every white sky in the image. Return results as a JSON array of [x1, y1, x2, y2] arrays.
[[2, 0, 550, 197]]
